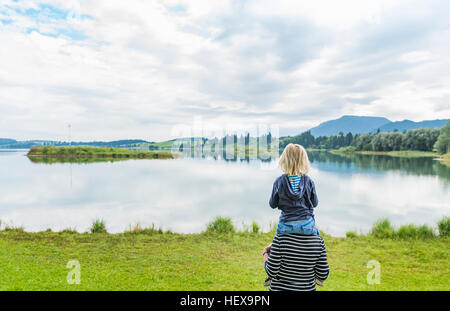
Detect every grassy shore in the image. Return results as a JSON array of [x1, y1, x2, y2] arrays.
[[27, 146, 176, 162], [0, 218, 449, 291], [329, 148, 450, 165], [436, 153, 450, 168], [330, 148, 441, 158]]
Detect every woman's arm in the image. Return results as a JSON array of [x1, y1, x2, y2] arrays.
[[264, 236, 282, 278], [314, 238, 330, 282]]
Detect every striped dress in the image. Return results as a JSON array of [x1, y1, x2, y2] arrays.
[[264, 234, 330, 291]]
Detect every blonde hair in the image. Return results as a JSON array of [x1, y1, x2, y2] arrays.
[[279, 143, 310, 176]]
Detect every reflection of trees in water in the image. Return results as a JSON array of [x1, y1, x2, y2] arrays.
[[308, 151, 450, 182], [219, 156, 273, 163], [182, 150, 449, 181], [178, 149, 274, 163], [433, 162, 450, 182], [27, 156, 129, 165], [308, 151, 353, 164]]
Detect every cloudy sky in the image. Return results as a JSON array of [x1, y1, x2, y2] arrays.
[[1, 0, 449, 141]]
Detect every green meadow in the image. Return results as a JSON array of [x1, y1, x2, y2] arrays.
[[0, 218, 448, 291]]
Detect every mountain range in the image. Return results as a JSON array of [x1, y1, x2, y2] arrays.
[[1, 115, 449, 148], [308, 115, 449, 137]]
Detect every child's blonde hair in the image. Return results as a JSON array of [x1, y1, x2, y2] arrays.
[[279, 143, 310, 176]]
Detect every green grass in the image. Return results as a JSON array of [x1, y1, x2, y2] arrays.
[[334, 146, 357, 154], [437, 217, 450, 237], [124, 223, 164, 235], [0, 229, 448, 290], [1, 217, 448, 290], [150, 140, 176, 150]]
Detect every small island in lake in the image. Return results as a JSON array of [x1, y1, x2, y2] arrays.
[[27, 146, 176, 163]]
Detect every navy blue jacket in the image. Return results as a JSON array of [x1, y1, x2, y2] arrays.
[[269, 174, 319, 222]]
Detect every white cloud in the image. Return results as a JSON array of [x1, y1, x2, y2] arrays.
[[0, 0, 449, 141], [398, 50, 433, 63]]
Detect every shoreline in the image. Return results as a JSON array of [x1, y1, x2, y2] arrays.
[[2, 216, 448, 238], [329, 148, 449, 160]]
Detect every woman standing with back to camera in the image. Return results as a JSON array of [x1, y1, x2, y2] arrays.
[[262, 143, 330, 291]]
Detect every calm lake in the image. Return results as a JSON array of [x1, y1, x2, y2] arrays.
[[1, 149, 449, 236]]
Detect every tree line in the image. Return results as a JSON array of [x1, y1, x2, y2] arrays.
[[280, 121, 450, 153]]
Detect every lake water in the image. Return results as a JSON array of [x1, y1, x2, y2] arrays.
[[1, 149, 449, 236]]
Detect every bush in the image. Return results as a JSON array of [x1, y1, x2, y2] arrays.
[[438, 217, 450, 237], [338, 146, 357, 153], [371, 218, 395, 238], [90, 218, 107, 233], [124, 223, 163, 235], [206, 216, 235, 234], [346, 231, 357, 238], [3, 225, 25, 233], [60, 228, 78, 234], [252, 221, 260, 234], [396, 224, 435, 239], [417, 225, 436, 239], [370, 219, 437, 239]]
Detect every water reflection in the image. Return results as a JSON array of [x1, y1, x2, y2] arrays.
[[309, 151, 450, 183], [0, 150, 448, 236]]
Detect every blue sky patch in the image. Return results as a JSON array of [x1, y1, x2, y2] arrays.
[[2, 2, 91, 41], [58, 28, 87, 41], [25, 4, 72, 20], [0, 19, 13, 25], [168, 5, 187, 13], [26, 27, 87, 41]]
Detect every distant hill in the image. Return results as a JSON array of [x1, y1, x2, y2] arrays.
[[374, 119, 450, 133], [309, 115, 391, 137], [0, 138, 17, 145], [307, 115, 449, 137]]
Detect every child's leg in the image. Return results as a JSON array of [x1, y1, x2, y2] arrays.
[[311, 217, 320, 236], [313, 227, 321, 236]]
